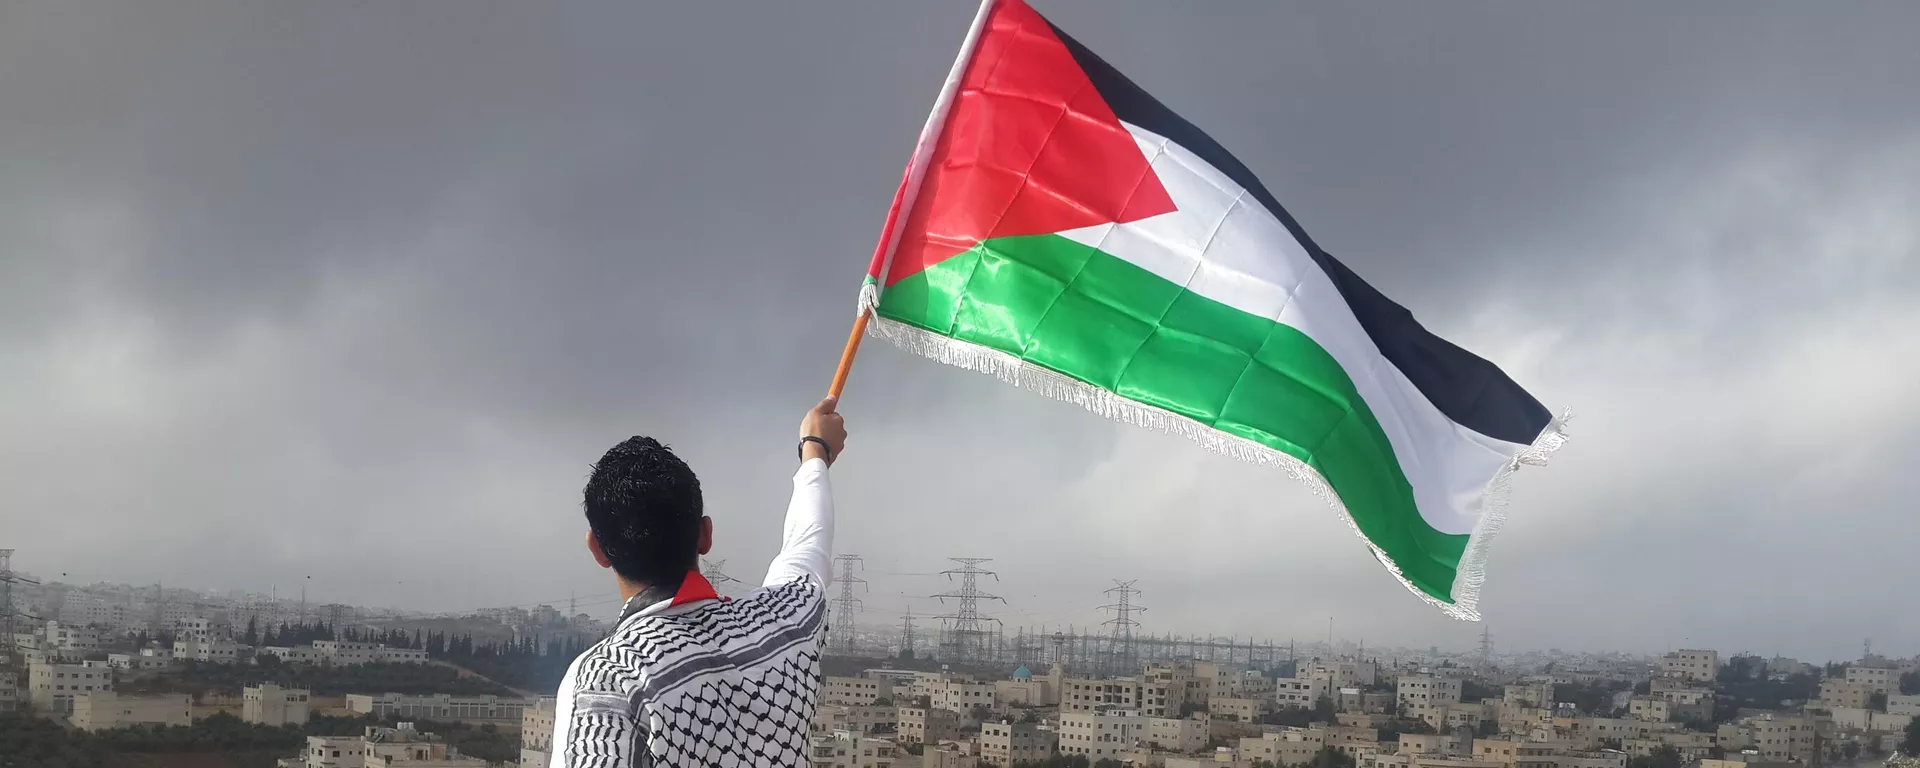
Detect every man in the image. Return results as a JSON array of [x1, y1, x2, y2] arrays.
[[551, 397, 847, 767]]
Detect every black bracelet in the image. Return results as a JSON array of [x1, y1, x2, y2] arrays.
[[798, 436, 832, 461]]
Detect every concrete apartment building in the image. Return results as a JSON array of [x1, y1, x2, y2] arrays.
[[300, 735, 367, 768], [71, 692, 192, 732], [895, 707, 961, 745], [1148, 716, 1208, 752], [924, 677, 996, 715], [1820, 679, 1876, 709], [520, 698, 557, 768], [1889, 694, 1920, 716], [824, 675, 895, 706], [1213, 696, 1266, 723], [244, 683, 311, 726], [262, 645, 325, 664], [1746, 713, 1816, 763], [811, 704, 898, 736], [1660, 650, 1718, 683], [1277, 674, 1331, 709], [1241, 728, 1329, 767], [311, 640, 430, 666], [1846, 664, 1899, 694], [298, 724, 488, 768], [1506, 681, 1556, 709], [27, 660, 112, 714], [174, 638, 248, 664], [0, 670, 17, 713], [1058, 709, 1145, 762], [1627, 696, 1673, 723], [807, 730, 900, 768], [1398, 674, 1464, 712], [1061, 677, 1140, 713], [345, 693, 532, 723], [979, 721, 1058, 765]]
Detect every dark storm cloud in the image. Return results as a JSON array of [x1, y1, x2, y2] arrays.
[[3, 1, 1916, 661]]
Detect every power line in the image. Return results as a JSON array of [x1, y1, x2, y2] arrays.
[[832, 555, 866, 654], [932, 557, 1004, 665]]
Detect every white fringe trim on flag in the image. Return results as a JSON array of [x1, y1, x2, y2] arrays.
[[865, 308, 1569, 621]]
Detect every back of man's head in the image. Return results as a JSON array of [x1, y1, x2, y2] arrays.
[[583, 436, 704, 586]]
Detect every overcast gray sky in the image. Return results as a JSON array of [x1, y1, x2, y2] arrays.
[[4, 1, 1917, 663]]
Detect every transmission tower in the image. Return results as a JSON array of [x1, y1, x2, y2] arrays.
[[900, 609, 917, 660], [932, 558, 1004, 665], [831, 555, 867, 654], [1099, 580, 1144, 677], [2, 549, 38, 667], [1478, 625, 1494, 671], [701, 559, 743, 595]]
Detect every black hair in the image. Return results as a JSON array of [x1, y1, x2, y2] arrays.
[[582, 436, 704, 586]]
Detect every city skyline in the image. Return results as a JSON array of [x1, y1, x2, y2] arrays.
[[5, 2, 1919, 663], [9, 565, 1915, 667]]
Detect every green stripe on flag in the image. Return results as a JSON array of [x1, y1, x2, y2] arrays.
[[877, 234, 1470, 601]]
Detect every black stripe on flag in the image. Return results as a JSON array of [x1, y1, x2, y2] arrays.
[[1047, 21, 1552, 447]]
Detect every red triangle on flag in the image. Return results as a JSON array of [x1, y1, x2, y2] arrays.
[[883, 0, 1177, 287]]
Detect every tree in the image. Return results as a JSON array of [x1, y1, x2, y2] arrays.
[[1870, 692, 1888, 711], [1309, 746, 1357, 768], [1628, 745, 1682, 768], [1476, 720, 1500, 738], [1900, 671, 1920, 696], [1903, 717, 1920, 757], [243, 617, 259, 647], [1314, 694, 1337, 722], [1843, 742, 1861, 761]]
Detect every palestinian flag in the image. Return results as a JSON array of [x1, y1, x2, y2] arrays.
[[857, 0, 1565, 619]]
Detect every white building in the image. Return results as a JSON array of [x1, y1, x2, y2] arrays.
[[1660, 650, 1718, 683], [302, 735, 367, 768], [895, 707, 962, 746], [979, 721, 1058, 766], [1846, 665, 1899, 695], [298, 725, 488, 768], [1061, 678, 1140, 713], [811, 704, 898, 736], [1399, 675, 1464, 712], [825, 675, 895, 706], [71, 692, 192, 732], [808, 729, 901, 768], [174, 638, 248, 664], [175, 616, 232, 644], [308, 640, 428, 666], [345, 693, 533, 723], [106, 652, 171, 671], [1147, 716, 1208, 752], [244, 683, 311, 726], [261, 645, 324, 664], [521, 697, 558, 768], [1889, 694, 1920, 716], [1058, 709, 1146, 761], [1278, 673, 1332, 709], [27, 660, 113, 714], [924, 677, 996, 716], [43, 621, 106, 653]]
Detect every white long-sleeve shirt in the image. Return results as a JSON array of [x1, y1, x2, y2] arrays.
[[551, 459, 834, 767]]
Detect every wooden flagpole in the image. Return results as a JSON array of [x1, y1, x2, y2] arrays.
[[827, 309, 870, 399]]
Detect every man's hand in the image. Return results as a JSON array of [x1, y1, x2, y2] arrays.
[[798, 396, 847, 466]]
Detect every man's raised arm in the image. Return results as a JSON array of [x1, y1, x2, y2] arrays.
[[763, 396, 846, 588]]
